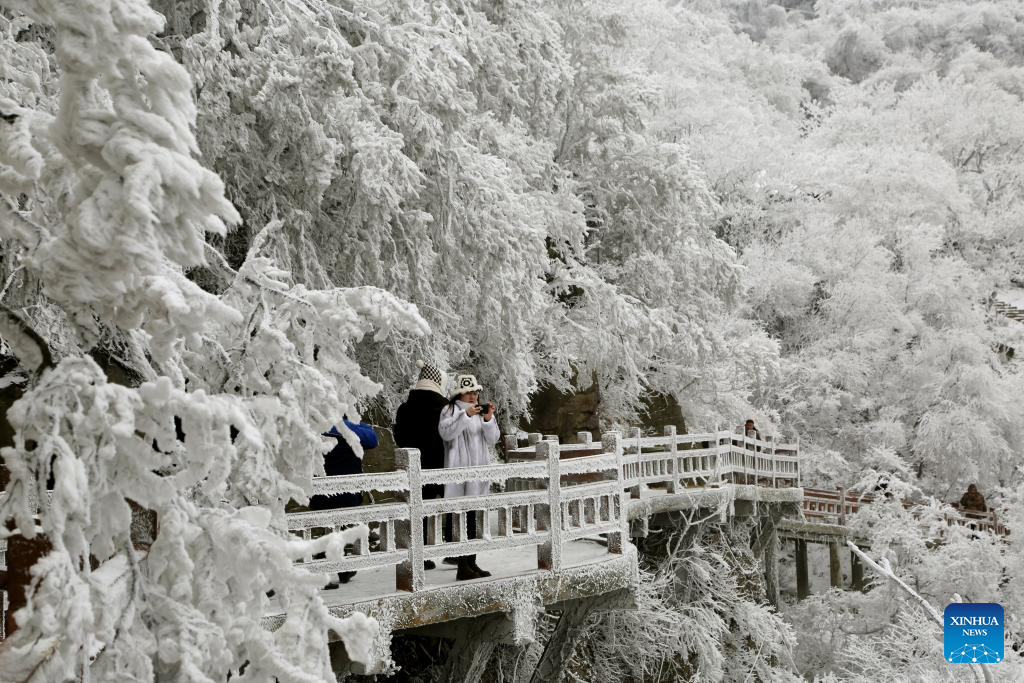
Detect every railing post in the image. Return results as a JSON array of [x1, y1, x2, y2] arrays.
[[537, 440, 562, 570], [716, 427, 727, 485], [576, 431, 592, 445], [503, 434, 519, 455], [527, 432, 542, 445], [664, 425, 678, 494], [796, 434, 801, 488], [629, 428, 642, 499], [395, 448, 424, 592], [602, 431, 626, 554], [769, 435, 776, 489]]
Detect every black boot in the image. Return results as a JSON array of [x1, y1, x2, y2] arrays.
[[456, 556, 481, 581], [468, 555, 491, 578]]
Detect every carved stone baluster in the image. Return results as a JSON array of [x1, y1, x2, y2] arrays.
[[499, 506, 513, 537]]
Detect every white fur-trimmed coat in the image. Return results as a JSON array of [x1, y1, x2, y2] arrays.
[[438, 401, 500, 497]]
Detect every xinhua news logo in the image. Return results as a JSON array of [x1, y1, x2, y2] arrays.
[[944, 603, 1004, 664]]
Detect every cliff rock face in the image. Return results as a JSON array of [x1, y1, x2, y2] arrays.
[[520, 384, 687, 442], [519, 383, 601, 442], [362, 387, 689, 473]]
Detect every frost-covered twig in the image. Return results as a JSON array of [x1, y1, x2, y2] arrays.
[[846, 541, 993, 683]]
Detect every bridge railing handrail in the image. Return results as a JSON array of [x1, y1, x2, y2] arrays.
[[286, 434, 636, 592], [283, 427, 803, 594], [798, 487, 1008, 536]]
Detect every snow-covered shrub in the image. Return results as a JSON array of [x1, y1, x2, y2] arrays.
[[570, 520, 800, 681]]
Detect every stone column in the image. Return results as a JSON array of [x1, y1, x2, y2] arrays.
[[850, 550, 864, 591], [763, 525, 780, 608], [829, 542, 842, 589], [795, 539, 810, 600]]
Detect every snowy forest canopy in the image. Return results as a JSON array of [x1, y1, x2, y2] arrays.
[[0, 0, 1023, 680]]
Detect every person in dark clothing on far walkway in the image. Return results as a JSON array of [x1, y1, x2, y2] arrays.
[[959, 484, 988, 513], [311, 417, 378, 588], [394, 360, 449, 570], [737, 419, 761, 440]]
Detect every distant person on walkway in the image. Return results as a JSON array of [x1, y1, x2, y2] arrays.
[[959, 484, 988, 513], [739, 419, 761, 440], [439, 373, 500, 581], [310, 417, 378, 588], [394, 360, 449, 570]]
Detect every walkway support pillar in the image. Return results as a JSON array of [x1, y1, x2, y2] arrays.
[[829, 542, 843, 588], [850, 550, 864, 591], [763, 524, 780, 608], [795, 539, 809, 600]]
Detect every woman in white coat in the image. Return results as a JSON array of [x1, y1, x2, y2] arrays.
[[439, 373, 500, 580]]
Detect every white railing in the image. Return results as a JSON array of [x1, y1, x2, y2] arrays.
[[507, 428, 800, 497], [799, 488, 1009, 536], [288, 433, 631, 593], [289, 429, 802, 594]]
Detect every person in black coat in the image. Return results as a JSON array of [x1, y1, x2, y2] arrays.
[[311, 418, 378, 587], [394, 360, 448, 569], [309, 418, 378, 510]]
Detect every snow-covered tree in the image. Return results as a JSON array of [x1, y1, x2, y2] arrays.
[[0, 1, 426, 678]]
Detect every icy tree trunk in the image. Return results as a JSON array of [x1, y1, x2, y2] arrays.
[[444, 637, 498, 683], [529, 598, 599, 683]]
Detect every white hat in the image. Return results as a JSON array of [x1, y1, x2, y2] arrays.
[[451, 373, 483, 398], [414, 360, 446, 396]]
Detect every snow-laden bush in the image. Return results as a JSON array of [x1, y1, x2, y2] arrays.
[[569, 520, 800, 682]]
